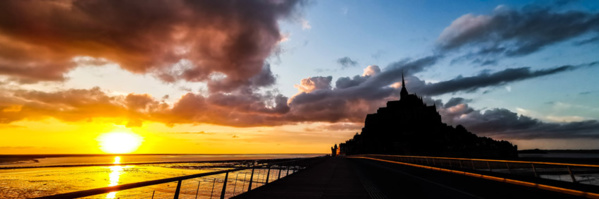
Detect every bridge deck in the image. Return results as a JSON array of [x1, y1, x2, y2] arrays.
[[233, 157, 591, 199], [233, 157, 370, 199]]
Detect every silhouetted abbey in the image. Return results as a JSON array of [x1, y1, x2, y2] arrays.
[[335, 74, 517, 159]]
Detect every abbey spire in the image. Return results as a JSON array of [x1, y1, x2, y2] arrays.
[[400, 71, 409, 98]]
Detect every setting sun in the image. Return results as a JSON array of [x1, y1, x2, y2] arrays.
[[98, 132, 143, 154]]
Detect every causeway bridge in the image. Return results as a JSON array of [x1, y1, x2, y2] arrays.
[[37, 155, 599, 199]]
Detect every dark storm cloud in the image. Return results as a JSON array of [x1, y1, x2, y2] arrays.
[[574, 36, 599, 46], [438, 99, 599, 139], [375, 56, 439, 84], [438, 5, 599, 58], [416, 62, 597, 96], [249, 64, 277, 88], [443, 97, 472, 108], [0, 0, 304, 91], [335, 75, 369, 89], [336, 57, 359, 68], [0, 0, 307, 127]]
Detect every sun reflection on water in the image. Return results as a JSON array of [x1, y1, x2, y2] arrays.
[[106, 156, 123, 199]]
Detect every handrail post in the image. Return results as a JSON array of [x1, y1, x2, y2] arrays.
[[173, 180, 182, 199], [265, 166, 271, 184], [567, 166, 577, 183], [531, 164, 539, 177], [210, 178, 216, 199], [286, 165, 290, 176], [232, 173, 239, 196], [278, 166, 282, 180], [195, 181, 201, 199], [487, 162, 492, 172], [241, 173, 248, 192], [247, 167, 255, 191], [505, 162, 511, 174], [220, 171, 229, 199], [471, 160, 476, 170]]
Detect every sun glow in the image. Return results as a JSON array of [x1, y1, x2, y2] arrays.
[[98, 132, 143, 154]]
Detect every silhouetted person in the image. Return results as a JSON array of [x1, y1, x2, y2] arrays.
[[331, 144, 338, 157]]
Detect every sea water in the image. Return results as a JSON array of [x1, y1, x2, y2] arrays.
[[0, 154, 321, 198]]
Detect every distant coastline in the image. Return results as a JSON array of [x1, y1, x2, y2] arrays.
[[0, 153, 325, 157], [518, 149, 599, 164], [519, 149, 599, 154], [0, 153, 325, 169]]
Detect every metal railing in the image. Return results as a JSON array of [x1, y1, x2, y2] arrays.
[[362, 154, 599, 186], [36, 157, 324, 199]]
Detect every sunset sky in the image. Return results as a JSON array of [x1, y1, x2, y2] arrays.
[[1, 0, 598, 154]]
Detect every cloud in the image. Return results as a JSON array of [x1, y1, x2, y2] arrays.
[[414, 62, 597, 96], [437, 5, 599, 59], [3, 51, 589, 129], [287, 70, 599, 140], [1, 0, 596, 139], [336, 57, 359, 68], [546, 115, 586, 122], [443, 97, 472, 108], [574, 36, 599, 46], [304, 122, 363, 132], [0, 0, 305, 92], [165, 131, 210, 135], [301, 19, 312, 30], [362, 65, 381, 76], [334, 65, 379, 90], [283, 53, 596, 126], [1, 87, 137, 123], [162, 89, 292, 127], [286, 56, 438, 123], [0, 86, 291, 127], [436, 99, 599, 139], [293, 76, 333, 93]]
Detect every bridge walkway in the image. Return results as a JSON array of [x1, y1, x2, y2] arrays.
[[233, 157, 592, 199]]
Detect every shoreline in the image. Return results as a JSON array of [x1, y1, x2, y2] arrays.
[[0, 154, 325, 169]]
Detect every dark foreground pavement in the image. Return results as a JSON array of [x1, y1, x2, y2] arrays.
[[234, 157, 590, 199], [233, 157, 371, 199]]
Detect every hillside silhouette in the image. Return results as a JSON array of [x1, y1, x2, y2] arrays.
[[334, 74, 518, 159]]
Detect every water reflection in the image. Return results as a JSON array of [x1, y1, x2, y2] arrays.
[[106, 156, 123, 199]]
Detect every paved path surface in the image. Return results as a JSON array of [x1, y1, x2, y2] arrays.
[[233, 157, 371, 199], [233, 157, 588, 199]]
